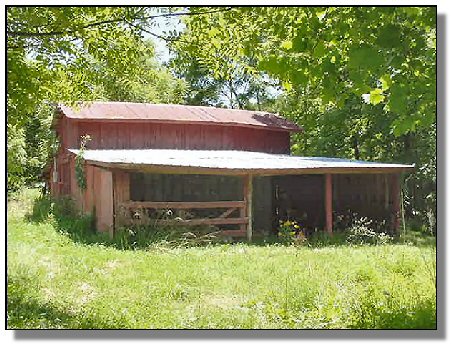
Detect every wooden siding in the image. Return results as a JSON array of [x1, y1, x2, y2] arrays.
[[73, 120, 290, 153], [128, 173, 273, 236], [333, 173, 398, 232], [273, 174, 400, 233], [274, 175, 325, 230], [93, 167, 114, 236]]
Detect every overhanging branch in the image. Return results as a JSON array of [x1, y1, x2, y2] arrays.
[[7, 7, 234, 38]]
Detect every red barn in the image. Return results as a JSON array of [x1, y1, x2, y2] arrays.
[[49, 101, 414, 239]]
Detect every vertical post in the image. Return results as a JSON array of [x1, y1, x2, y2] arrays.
[[94, 167, 114, 238], [384, 174, 389, 210], [113, 170, 130, 231], [391, 174, 401, 233], [324, 173, 333, 235], [243, 174, 253, 242]]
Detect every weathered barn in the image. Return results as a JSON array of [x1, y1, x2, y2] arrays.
[[49, 101, 414, 240]]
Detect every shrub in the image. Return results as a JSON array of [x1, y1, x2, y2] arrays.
[[29, 194, 53, 222], [52, 196, 79, 219], [346, 217, 392, 245], [277, 220, 306, 245]]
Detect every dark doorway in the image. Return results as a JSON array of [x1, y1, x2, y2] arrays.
[[273, 175, 325, 232]]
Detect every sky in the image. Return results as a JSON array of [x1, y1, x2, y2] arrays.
[[144, 8, 186, 64]]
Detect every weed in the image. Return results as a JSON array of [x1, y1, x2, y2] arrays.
[[7, 189, 437, 329], [346, 217, 392, 245]]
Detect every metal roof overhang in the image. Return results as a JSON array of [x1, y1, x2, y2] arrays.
[[68, 149, 415, 176]]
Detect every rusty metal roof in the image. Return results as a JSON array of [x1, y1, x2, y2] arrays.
[[68, 149, 414, 175], [58, 101, 301, 132]]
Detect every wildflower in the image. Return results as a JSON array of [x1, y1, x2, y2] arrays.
[[294, 224, 300, 229], [290, 232, 295, 236], [284, 220, 292, 226], [278, 232, 282, 236]]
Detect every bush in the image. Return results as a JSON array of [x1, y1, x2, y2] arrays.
[[346, 217, 392, 245], [52, 196, 80, 219], [277, 220, 307, 245], [29, 194, 53, 222]]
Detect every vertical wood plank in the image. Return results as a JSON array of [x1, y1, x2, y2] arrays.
[[391, 174, 401, 233], [84, 164, 95, 214], [244, 174, 253, 242], [384, 174, 389, 210], [95, 168, 114, 237], [240, 175, 248, 235], [325, 173, 333, 235], [113, 170, 130, 229]]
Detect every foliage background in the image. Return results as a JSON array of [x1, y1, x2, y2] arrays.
[[7, 6, 436, 231]]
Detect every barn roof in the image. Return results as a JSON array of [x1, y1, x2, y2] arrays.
[[57, 101, 301, 132], [69, 149, 414, 175]]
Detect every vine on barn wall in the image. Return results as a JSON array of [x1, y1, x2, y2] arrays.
[[75, 135, 91, 190]]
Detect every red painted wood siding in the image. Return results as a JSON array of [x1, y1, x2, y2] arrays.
[[70, 119, 290, 153]]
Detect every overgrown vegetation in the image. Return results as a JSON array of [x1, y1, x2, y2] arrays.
[[7, 7, 187, 194], [170, 6, 436, 232], [7, 189, 436, 329], [7, 6, 437, 329]]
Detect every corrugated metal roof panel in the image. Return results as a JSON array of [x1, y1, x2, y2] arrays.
[[58, 101, 301, 131], [68, 149, 414, 174]]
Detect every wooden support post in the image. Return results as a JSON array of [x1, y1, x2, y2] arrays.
[[94, 167, 114, 238], [243, 174, 253, 242], [324, 173, 333, 236], [391, 174, 401, 233], [113, 170, 130, 231], [384, 174, 389, 210]]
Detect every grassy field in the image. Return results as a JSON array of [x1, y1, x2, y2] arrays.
[[7, 189, 436, 329]]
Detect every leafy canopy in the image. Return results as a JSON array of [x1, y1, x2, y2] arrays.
[[173, 6, 436, 136]]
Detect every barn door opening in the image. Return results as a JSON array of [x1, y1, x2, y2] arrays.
[[273, 175, 325, 234]]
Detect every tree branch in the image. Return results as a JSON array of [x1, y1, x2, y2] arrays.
[[7, 7, 234, 38]]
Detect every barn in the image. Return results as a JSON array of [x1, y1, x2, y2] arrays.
[[48, 101, 414, 240]]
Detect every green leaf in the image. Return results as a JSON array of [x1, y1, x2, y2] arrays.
[[388, 84, 408, 114], [379, 74, 392, 91], [392, 117, 415, 137], [376, 24, 401, 48], [369, 88, 385, 105], [280, 40, 293, 50], [348, 45, 384, 70], [313, 42, 326, 58], [208, 27, 220, 37], [282, 80, 292, 92]]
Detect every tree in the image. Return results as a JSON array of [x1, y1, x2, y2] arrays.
[[170, 6, 436, 229], [7, 7, 189, 192], [173, 6, 436, 135]]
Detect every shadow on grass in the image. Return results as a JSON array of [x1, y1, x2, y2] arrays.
[[7, 274, 129, 329], [25, 193, 111, 247], [348, 299, 437, 330]]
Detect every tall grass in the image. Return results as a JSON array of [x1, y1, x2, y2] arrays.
[[7, 189, 436, 329]]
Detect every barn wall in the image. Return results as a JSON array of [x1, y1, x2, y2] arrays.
[[130, 173, 242, 202], [273, 173, 397, 232], [333, 173, 396, 229], [71, 120, 290, 153], [252, 176, 273, 236], [128, 173, 272, 236]]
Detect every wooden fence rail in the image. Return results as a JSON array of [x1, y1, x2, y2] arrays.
[[118, 200, 248, 237], [120, 200, 246, 209]]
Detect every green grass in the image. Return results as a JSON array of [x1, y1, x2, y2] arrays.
[[7, 189, 437, 329]]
